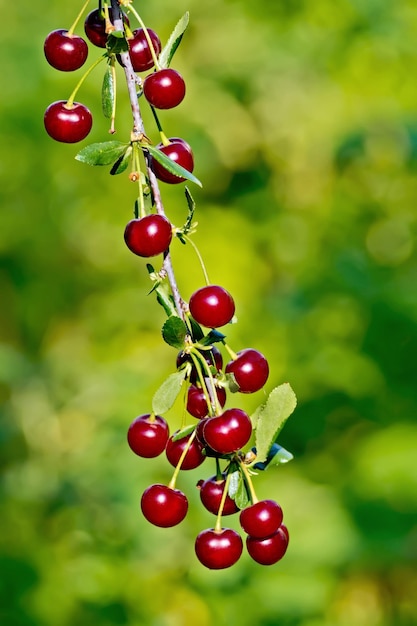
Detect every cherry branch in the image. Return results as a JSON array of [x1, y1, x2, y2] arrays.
[[110, 0, 187, 321]]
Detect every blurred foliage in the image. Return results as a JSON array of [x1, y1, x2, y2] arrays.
[[1, 0, 417, 625]]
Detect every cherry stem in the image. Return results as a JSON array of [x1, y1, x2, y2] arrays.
[[66, 54, 106, 108], [132, 143, 146, 217], [168, 428, 198, 489], [111, 0, 186, 322], [190, 348, 222, 415], [214, 471, 232, 533], [126, 4, 161, 70], [223, 342, 238, 361], [182, 235, 211, 286], [150, 107, 170, 146], [239, 458, 259, 505], [68, 0, 92, 37]]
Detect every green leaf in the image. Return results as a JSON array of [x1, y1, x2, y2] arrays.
[[152, 370, 187, 415], [253, 443, 294, 470], [102, 66, 115, 119], [162, 316, 188, 349], [234, 473, 250, 509], [228, 471, 240, 498], [75, 141, 129, 166], [200, 329, 226, 346], [252, 383, 297, 463], [159, 12, 190, 69], [106, 32, 129, 54], [172, 424, 196, 441], [146, 144, 202, 187], [110, 145, 132, 175]]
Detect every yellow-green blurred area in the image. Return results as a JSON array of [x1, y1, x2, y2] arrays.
[[1, 0, 417, 624]]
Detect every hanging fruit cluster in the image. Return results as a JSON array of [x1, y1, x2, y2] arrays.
[[43, 0, 297, 569]]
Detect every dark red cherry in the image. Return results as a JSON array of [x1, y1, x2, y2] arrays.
[[195, 528, 243, 569], [165, 432, 206, 470], [186, 384, 226, 418], [44, 101, 92, 143], [141, 484, 188, 527], [151, 138, 194, 184], [128, 28, 161, 71], [84, 9, 108, 48], [44, 30, 88, 71], [203, 408, 252, 455], [127, 414, 169, 458], [197, 475, 239, 516], [143, 68, 186, 109], [189, 285, 235, 328], [226, 348, 269, 393], [124, 214, 172, 257], [240, 500, 283, 538], [246, 527, 289, 565]]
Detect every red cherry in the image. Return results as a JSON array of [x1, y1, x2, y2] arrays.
[[141, 484, 188, 527], [128, 28, 161, 72], [44, 101, 92, 143], [44, 30, 88, 71], [203, 408, 252, 455], [151, 139, 194, 184], [226, 348, 269, 393], [195, 528, 243, 569], [124, 214, 172, 257], [143, 68, 186, 109], [84, 9, 108, 48], [246, 527, 289, 565], [127, 414, 169, 458], [197, 475, 239, 516], [189, 285, 235, 328], [280, 523, 289, 543], [165, 432, 206, 470], [186, 384, 227, 419], [239, 500, 283, 538]]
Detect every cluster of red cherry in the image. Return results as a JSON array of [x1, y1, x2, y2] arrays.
[[43, 0, 292, 570]]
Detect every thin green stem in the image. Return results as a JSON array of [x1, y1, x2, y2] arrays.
[[150, 107, 170, 145], [68, 0, 92, 36], [67, 54, 106, 108], [223, 342, 238, 361], [239, 458, 259, 505], [168, 428, 197, 489], [126, 4, 161, 70], [214, 471, 232, 532], [182, 235, 211, 286], [189, 348, 222, 416], [132, 143, 146, 217]]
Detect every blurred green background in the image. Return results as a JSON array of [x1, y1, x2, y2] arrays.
[[2, 0, 417, 624]]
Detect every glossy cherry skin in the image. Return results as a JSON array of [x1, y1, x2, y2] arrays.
[[165, 432, 206, 470], [186, 384, 226, 419], [124, 214, 172, 257], [128, 28, 161, 71], [151, 138, 194, 184], [189, 285, 235, 328], [44, 30, 88, 71], [246, 527, 289, 565], [195, 528, 243, 569], [84, 9, 108, 47], [143, 68, 186, 109], [240, 500, 283, 538], [226, 348, 269, 393], [203, 408, 252, 455], [44, 101, 92, 143], [176, 346, 223, 384], [141, 484, 188, 527], [127, 414, 169, 458], [197, 475, 239, 516]]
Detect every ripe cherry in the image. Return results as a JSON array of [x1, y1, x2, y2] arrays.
[[143, 68, 186, 109], [240, 499, 283, 538], [165, 432, 206, 470], [141, 484, 188, 527], [186, 384, 226, 418], [226, 348, 269, 393], [197, 475, 239, 516], [128, 28, 161, 72], [195, 528, 243, 569], [124, 214, 172, 257], [189, 285, 235, 328], [176, 346, 223, 384], [84, 9, 108, 48], [203, 408, 252, 455], [44, 101, 92, 143], [151, 138, 194, 184], [246, 527, 289, 565], [44, 30, 88, 71], [127, 414, 169, 458]]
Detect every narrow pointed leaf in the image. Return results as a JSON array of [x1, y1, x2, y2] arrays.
[[75, 141, 129, 166], [253, 443, 294, 470], [146, 144, 202, 187], [159, 12, 190, 69], [102, 66, 115, 119], [162, 316, 188, 349], [233, 473, 250, 509], [110, 145, 132, 175], [252, 383, 297, 463], [172, 424, 196, 441], [152, 370, 187, 415], [228, 471, 240, 498]]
